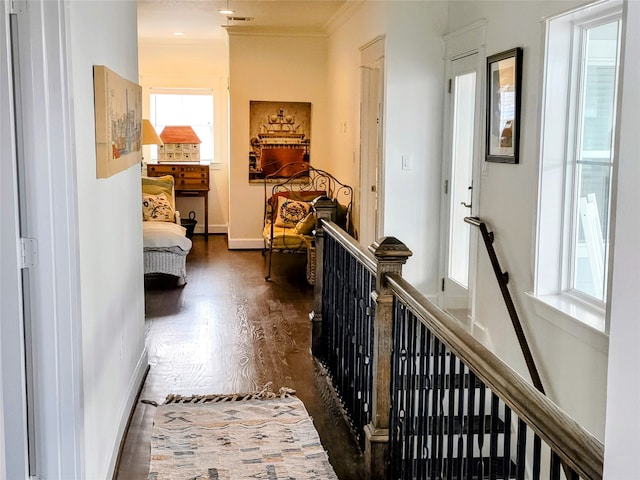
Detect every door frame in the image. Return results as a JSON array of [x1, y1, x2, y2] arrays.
[[439, 21, 487, 328], [359, 35, 385, 246], [2, 1, 84, 478], [0, 2, 30, 477]]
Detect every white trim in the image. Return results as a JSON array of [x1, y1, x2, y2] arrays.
[[0, 2, 29, 477], [106, 349, 148, 479], [11, 1, 85, 477], [228, 238, 264, 249], [526, 293, 609, 354], [197, 224, 228, 235], [443, 19, 487, 60]]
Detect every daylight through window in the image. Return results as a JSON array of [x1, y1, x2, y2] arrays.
[[150, 91, 214, 162]]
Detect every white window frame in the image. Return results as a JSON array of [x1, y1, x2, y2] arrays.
[[531, 0, 622, 337], [149, 88, 215, 163]]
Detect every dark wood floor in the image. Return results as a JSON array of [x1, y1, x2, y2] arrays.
[[115, 234, 365, 480]]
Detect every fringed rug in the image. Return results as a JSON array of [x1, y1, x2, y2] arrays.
[[147, 387, 339, 479]]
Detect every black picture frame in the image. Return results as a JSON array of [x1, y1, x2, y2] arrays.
[[486, 47, 522, 164]]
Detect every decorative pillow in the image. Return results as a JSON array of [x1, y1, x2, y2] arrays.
[[274, 197, 311, 228], [142, 192, 175, 222], [294, 212, 316, 235]]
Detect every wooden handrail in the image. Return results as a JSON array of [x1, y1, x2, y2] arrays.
[[386, 273, 604, 480], [465, 216, 545, 394]]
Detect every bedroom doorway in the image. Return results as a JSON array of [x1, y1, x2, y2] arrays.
[[359, 36, 385, 247]]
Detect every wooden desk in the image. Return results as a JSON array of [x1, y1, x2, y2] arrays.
[[146, 162, 210, 237]]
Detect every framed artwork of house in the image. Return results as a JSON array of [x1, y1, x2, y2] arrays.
[[248, 101, 311, 182], [93, 65, 142, 178]]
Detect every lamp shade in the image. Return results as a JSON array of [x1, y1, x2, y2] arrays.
[[142, 119, 163, 146]]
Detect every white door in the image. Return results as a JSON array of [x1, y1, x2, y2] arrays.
[[440, 53, 483, 325], [359, 37, 385, 246]]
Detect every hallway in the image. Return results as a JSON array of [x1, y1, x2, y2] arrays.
[[115, 235, 365, 479]]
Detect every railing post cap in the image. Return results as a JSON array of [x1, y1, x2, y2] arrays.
[[368, 236, 413, 263], [311, 196, 335, 209]]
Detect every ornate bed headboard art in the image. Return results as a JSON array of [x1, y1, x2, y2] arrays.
[[263, 163, 353, 234], [262, 163, 354, 283]]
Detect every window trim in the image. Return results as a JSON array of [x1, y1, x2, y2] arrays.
[[533, 0, 622, 334]]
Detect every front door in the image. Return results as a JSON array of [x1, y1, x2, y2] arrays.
[[440, 53, 482, 326]]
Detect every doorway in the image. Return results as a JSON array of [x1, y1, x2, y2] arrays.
[[359, 36, 385, 247], [439, 52, 483, 327]]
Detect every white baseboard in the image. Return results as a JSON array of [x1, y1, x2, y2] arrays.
[[195, 224, 227, 235], [107, 348, 148, 479], [228, 238, 264, 249]]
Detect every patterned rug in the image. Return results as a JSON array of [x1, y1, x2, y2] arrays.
[[147, 387, 339, 479]]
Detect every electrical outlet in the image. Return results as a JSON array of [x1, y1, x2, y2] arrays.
[[402, 154, 411, 170]]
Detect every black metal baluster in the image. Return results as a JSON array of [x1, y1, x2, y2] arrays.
[[365, 268, 374, 432], [436, 345, 447, 478], [549, 451, 561, 480], [416, 321, 429, 478], [489, 393, 499, 480], [465, 370, 477, 480], [476, 379, 487, 479], [456, 362, 466, 480], [406, 310, 418, 477], [502, 405, 512, 479], [389, 299, 401, 479], [422, 329, 434, 479], [445, 352, 456, 480], [430, 338, 443, 480], [532, 434, 541, 480], [515, 419, 526, 480], [398, 305, 410, 477], [352, 261, 362, 437]]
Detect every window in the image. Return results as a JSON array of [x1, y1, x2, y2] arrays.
[[149, 90, 214, 162], [534, 0, 621, 331], [570, 18, 620, 302]]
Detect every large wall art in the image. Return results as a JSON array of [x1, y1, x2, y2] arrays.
[[248, 101, 311, 182], [93, 65, 142, 178]]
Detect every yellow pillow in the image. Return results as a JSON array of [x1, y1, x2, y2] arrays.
[[142, 192, 175, 222], [294, 212, 316, 235], [274, 197, 311, 228], [142, 175, 175, 211]]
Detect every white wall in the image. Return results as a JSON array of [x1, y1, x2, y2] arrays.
[[446, 0, 609, 439], [138, 39, 230, 234], [604, 1, 640, 476], [326, 2, 448, 293], [67, 1, 147, 478], [227, 32, 329, 248]]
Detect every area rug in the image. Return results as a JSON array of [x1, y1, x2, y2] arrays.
[[147, 387, 339, 479]]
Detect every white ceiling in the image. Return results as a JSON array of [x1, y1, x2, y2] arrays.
[[137, 0, 347, 42]]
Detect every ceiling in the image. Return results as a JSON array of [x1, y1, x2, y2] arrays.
[[137, 0, 348, 42]]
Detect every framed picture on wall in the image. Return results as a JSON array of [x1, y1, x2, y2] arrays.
[[248, 101, 311, 182], [93, 65, 142, 177], [486, 47, 523, 164]]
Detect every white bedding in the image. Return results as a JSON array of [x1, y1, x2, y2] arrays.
[[143, 221, 192, 252]]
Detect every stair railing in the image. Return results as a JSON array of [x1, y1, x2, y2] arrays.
[[311, 217, 603, 480], [464, 216, 545, 394], [387, 273, 602, 480]]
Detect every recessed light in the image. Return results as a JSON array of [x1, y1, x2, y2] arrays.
[[173, 32, 184, 36]]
